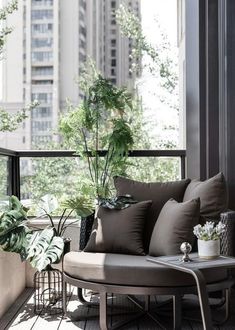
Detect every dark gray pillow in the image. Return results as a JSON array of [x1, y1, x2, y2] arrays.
[[149, 198, 200, 256], [114, 176, 190, 251], [84, 200, 152, 255], [183, 172, 228, 223]]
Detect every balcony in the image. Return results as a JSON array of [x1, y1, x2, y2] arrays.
[[0, 147, 235, 329]]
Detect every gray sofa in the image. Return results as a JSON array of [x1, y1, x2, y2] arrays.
[[63, 173, 235, 330]]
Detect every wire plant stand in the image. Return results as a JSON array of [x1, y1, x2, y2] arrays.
[[34, 265, 63, 315]]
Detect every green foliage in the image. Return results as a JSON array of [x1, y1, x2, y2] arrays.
[[116, 4, 178, 93], [0, 157, 8, 197], [62, 196, 94, 218], [0, 101, 39, 132], [0, 196, 29, 259], [36, 194, 93, 236], [26, 228, 64, 272], [0, 0, 18, 56], [0, 195, 81, 271], [59, 74, 135, 199]]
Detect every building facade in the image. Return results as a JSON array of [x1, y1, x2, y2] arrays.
[[0, 0, 140, 150]]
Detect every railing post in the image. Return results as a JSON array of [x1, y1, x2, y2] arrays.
[[8, 155, 20, 198], [180, 155, 186, 179]]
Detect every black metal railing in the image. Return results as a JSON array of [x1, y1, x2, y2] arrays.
[[0, 148, 186, 199]]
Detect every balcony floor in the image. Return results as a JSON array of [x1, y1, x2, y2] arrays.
[[1, 287, 235, 329]]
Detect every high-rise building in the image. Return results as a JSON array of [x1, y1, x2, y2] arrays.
[[0, 0, 140, 150]]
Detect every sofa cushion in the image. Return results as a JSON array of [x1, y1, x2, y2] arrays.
[[114, 176, 190, 250], [84, 200, 152, 255], [183, 172, 228, 223], [64, 251, 227, 287], [149, 198, 200, 256]]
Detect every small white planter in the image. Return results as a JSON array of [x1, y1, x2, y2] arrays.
[[198, 239, 220, 259]]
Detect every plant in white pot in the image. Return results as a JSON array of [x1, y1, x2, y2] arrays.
[[193, 221, 226, 259]]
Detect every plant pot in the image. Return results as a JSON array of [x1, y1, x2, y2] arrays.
[[198, 239, 220, 259], [79, 212, 95, 250], [63, 237, 71, 255]]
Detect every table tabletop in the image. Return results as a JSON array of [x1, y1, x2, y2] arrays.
[[147, 252, 235, 271]]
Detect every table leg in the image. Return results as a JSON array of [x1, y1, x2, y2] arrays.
[[191, 269, 213, 330]]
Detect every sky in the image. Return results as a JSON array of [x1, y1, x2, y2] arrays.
[[138, 0, 179, 148], [141, 0, 177, 46]]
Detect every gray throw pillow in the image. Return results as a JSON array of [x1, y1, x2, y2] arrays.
[[114, 176, 190, 251], [183, 172, 228, 223], [149, 198, 200, 256], [84, 200, 152, 255]]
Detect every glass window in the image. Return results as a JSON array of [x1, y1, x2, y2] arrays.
[[111, 49, 116, 57], [111, 59, 116, 66], [31, 92, 53, 103], [32, 37, 53, 48], [31, 9, 53, 20], [32, 23, 53, 34], [32, 66, 53, 75], [32, 80, 53, 85], [31, 51, 53, 62], [31, 121, 52, 132], [32, 107, 52, 118], [32, 0, 53, 6], [111, 39, 116, 47]]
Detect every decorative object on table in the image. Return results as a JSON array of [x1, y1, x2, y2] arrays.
[[34, 265, 63, 315], [193, 221, 226, 259], [180, 242, 192, 262], [59, 75, 135, 247]]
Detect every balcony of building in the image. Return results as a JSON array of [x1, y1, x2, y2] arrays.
[[1, 0, 235, 329]]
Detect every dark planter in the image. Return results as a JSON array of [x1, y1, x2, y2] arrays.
[[79, 212, 95, 250], [63, 237, 71, 255]]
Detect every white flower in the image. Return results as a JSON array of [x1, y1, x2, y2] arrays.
[[193, 221, 226, 241]]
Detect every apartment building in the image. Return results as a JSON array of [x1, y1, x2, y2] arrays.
[[0, 0, 140, 150]]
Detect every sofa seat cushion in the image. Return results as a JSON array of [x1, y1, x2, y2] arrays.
[[64, 251, 227, 287]]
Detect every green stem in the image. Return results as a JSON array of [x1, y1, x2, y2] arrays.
[[102, 146, 114, 190], [57, 208, 67, 237], [81, 128, 94, 184], [58, 209, 73, 236], [95, 104, 99, 196]]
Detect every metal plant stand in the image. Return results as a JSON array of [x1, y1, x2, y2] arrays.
[[34, 266, 63, 315]]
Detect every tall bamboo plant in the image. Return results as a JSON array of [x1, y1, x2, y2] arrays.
[[59, 75, 134, 201]]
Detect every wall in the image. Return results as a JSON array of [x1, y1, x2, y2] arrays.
[[0, 252, 26, 318]]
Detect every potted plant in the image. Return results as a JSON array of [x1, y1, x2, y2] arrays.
[[59, 75, 136, 247], [0, 195, 93, 271], [59, 75, 134, 200], [193, 221, 226, 259]]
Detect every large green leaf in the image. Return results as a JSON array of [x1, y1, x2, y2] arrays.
[[26, 228, 64, 271], [0, 224, 29, 260], [0, 196, 29, 259]]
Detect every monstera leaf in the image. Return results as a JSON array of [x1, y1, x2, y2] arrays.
[[0, 196, 29, 259], [26, 228, 64, 271]]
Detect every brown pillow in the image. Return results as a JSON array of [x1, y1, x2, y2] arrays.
[[149, 198, 200, 256], [183, 172, 228, 223], [114, 176, 190, 250], [84, 200, 152, 255]]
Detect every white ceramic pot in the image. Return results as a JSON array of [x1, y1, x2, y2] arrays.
[[198, 239, 220, 259]]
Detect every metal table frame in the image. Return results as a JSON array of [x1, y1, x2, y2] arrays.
[[62, 262, 234, 330]]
